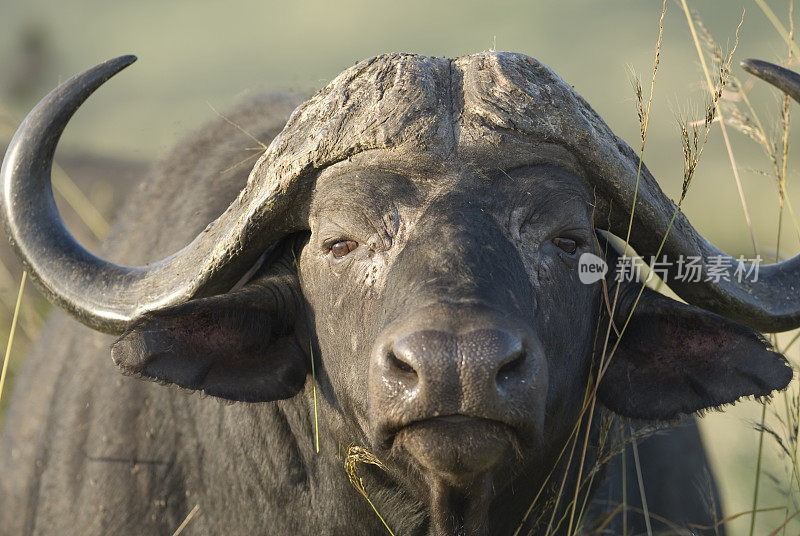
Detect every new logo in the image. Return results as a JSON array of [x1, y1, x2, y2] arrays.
[[578, 252, 608, 284]]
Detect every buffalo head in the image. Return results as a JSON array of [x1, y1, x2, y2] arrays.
[[1, 52, 796, 534]]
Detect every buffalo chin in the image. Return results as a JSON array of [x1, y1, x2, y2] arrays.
[[396, 417, 516, 483], [391, 418, 519, 535]]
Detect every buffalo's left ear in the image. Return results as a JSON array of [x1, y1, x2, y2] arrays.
[[111, 266, 307, 403], [597, 282, 794, 420]]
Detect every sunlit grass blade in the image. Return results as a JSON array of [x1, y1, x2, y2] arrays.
[[310, 343, 320, 453], [171, 504, 200, 536], [0, 271, 26, 412]]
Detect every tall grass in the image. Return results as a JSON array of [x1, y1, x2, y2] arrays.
[[522, 2, 799, 535], [700, 2, 800, 534]]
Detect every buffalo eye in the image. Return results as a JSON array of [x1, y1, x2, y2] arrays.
[[552, 237, 577, 254], [331, 240, 358, 259]]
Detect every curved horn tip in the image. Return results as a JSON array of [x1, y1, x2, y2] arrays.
[[740, 58, 777, 76], [112, 54, 137, 66], [738, 57, 800, 104], [104, 54, 138, 73], [79, 55, 137, 83]]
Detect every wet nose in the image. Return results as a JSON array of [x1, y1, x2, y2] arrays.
[[380, 329, 528, 407]]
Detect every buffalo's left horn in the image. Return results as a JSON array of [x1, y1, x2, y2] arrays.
[[0, 56, 304, 334]]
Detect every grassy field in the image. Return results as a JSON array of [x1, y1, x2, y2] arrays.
[[2, 0, 800, 534]]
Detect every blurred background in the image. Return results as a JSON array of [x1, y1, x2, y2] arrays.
[[1, 0, 799, 534]]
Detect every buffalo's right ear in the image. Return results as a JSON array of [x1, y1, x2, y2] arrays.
[[593, 236, 793, 420], [111, 266, 307, 402]]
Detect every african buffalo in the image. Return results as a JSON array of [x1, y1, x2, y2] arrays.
[[0, 52, 796, 535]]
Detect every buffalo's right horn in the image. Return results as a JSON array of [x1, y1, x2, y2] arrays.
[[740, 59, 800, 102], [0, 56, 306, 334]]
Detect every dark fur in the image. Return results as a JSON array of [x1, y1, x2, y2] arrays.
[[0, 85, 791, 536]]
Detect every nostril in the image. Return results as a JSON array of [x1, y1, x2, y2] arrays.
[[387, 350, 417, 375], [497, 350, 525, 381]]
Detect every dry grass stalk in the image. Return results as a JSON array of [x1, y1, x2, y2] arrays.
[[512, 387, 591, 535], [559, 5, 743, 534], [310, 343, 320, 453], [685, 3, 800, 534], [755, 0, 800, 60], [559, 5, 668, 535], [344, 446, 395, 535], [547, 416, 616, 536], [679, 4, 740, 207], [51, 163, 110, 240], [0, 272, 26, 416], [207, 103, 271, 176], [549, 5, 673, 534], [697, 4, 800, 534], [171, 504, 200, 536], [682, 1, 757, 254], [698, 11, 800, 531], [630, 437, 653, 536]]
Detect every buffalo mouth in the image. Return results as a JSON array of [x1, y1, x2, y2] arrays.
[[379, 415, 526, 534], [386, 415, 522, 482]]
